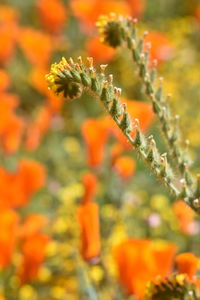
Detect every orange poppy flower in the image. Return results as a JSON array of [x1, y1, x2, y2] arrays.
[[0, 159, 46, 209], [195, 5, 200, 22], [0, 5, 19, 25], [195, 278, 200, 293], [71, 0, 131, 31], [0, 70, 10, 92], [19, 232, 50, 284], [151, 242, 177, 277], [127, 100, 154, 133], [30, 67, 48, 95], [18, 28, 53, 67], [81, 118, 109, 168], [77, 173, 100, 261], [77, 201, 100, 262], [82, 173, 97, 204], [17, 159, 46, 199], [19, 214, 48, 238], [0, 93, 24, 154], [113, 156, 136, 180], [0, 6, 19, 65], [144, 32, 173, 65], [110, 143, 124, 164], [126, 0, 145, 18], [25, 106, 52, 151], [0, 93, 18, 132], [113, 239, 176, 298], [86, 37, 115, 63], [173, 200, 194, 234], [30, 68, 63, 112], [18, 213, 49, 284], [0, 27, 16, 65], [0, 208, 19, 268], [175, 253, 199, 280], [2, 115, 24, 154], [47, 91, 63, 112], [37, 0, 67, 33]]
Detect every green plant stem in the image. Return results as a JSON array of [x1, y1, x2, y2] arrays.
[[46, 56, 200, 214], [97, 15, 195, 193]]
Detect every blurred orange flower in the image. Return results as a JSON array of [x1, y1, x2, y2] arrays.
[[110, 143, 124, 164], [0, 5, 19, 25], [195, 5, 200, 22], [0, 5, 19, 65], [173, 200, 194, 234], [0, 208, 19, 268], [77, 201, 100, 262], [81, 101, 154, 167], [77, 173, 100, 262], [144, 32, 173, 65], [175, 253, 199, 280], [37, 0, 67, 33], [86, 37, 115, 63], [0, 159, 46, 208], [0, 26, 16, 65], [152, 242, 177, 277], [18, 212, 49, 284], [0, 70, 10, 92], [25, 106, 52, 151], [81, 118, 109, 168], [30, 67, 63, 112], [19, 214, 48, 238], [2, 115, 24, 154], [113, 239, 176, 298], [127, 100, 155, 133], [0, 93, 24, 154], [19, 232, 50, 284], [113, 156, 136, 180], [82, 173, 97, 204], [71, 0, 131, 31], [126, 0, 145, 18], [18, 28, 53, 67], [17, 159, 46, 198]]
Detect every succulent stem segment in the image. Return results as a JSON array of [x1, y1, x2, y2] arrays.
[[46, 56, 200, 214], [96, 13, 200, 214]]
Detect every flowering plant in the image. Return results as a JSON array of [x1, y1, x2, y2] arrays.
[[0, 1, 200, 299], [46, 13, 200, 300]]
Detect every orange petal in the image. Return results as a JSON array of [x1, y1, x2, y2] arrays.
[[77, 202, 100, 261], [175, 253, 199, 279]]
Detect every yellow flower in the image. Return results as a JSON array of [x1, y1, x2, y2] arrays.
[[19, 285, 37, 300], [144, 274, 196, 300], [45, 57, 82, 100], [96, 14, 125, 48]]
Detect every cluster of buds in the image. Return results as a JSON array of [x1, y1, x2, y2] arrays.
[[96, 13, 200, 214], [46, 56, 191, 205], [144, 274, 198, 300], [45, 57, 83, 100]]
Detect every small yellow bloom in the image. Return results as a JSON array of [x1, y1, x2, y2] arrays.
[[96, 14, 125, 48], [46, 58, 82, 100], [89, 265, 104, 283], [38, 267, 52, 282], [51, 286, 66, 299], [19, 285, 37, 300]]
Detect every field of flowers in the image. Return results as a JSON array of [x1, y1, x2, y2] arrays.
[[0, 0, 200, 299]]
